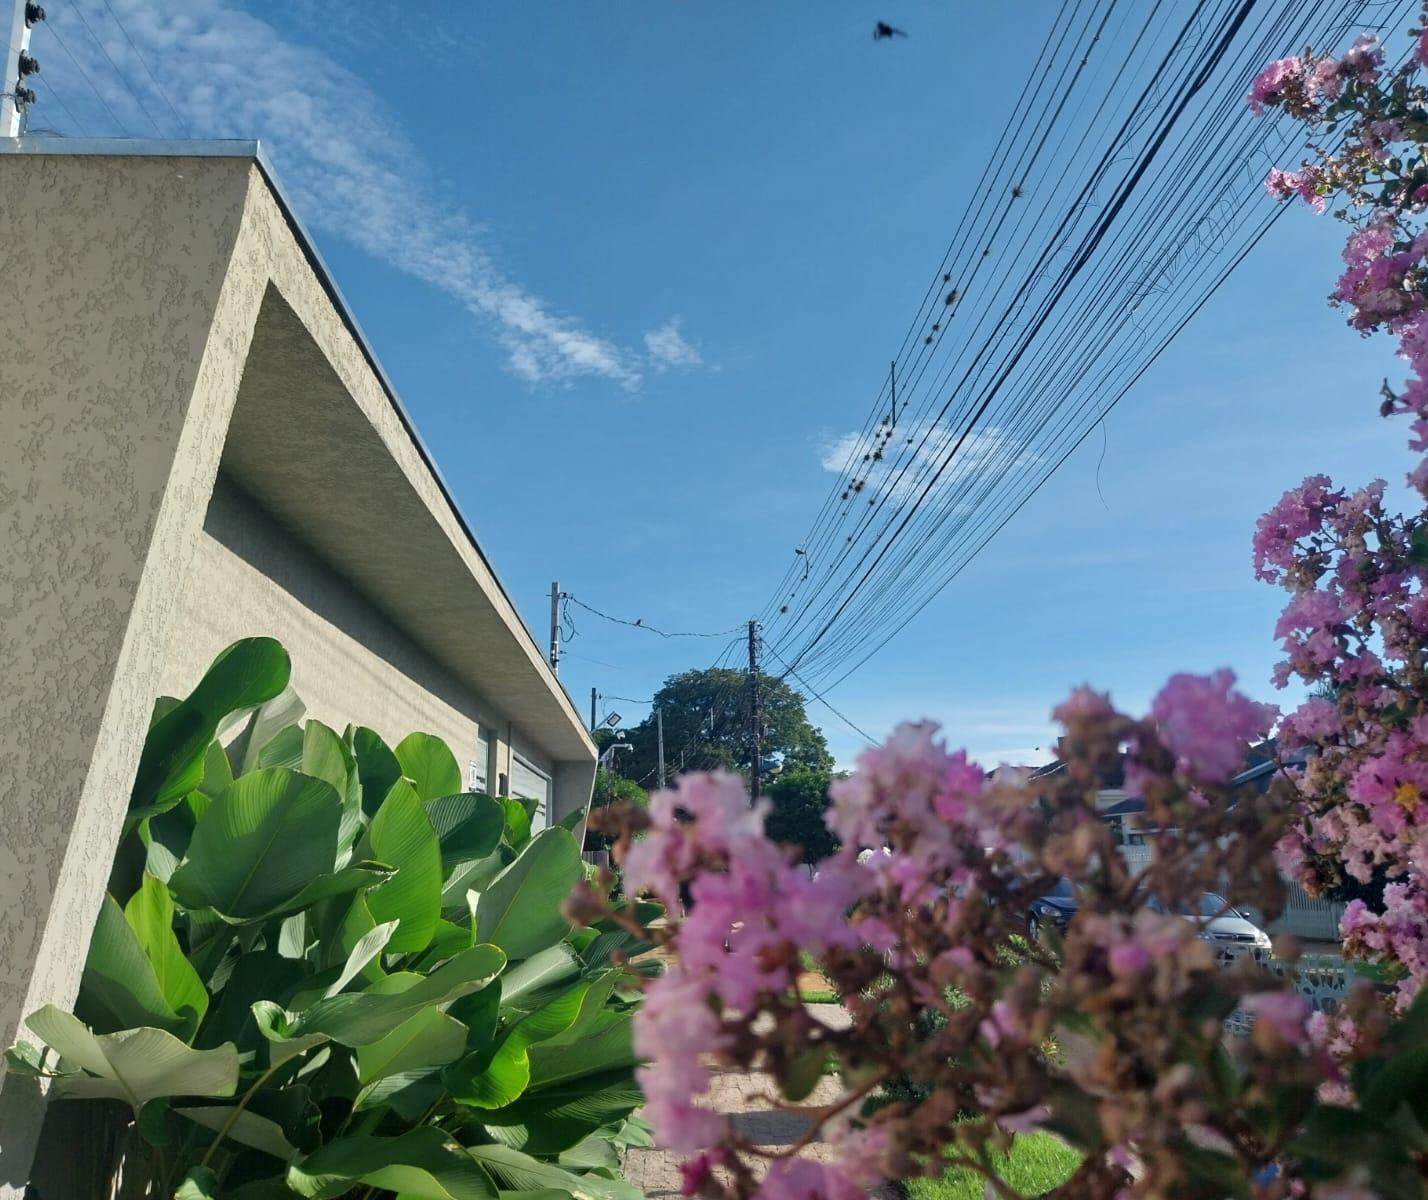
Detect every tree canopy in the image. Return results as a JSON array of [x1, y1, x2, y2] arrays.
[[611, 667, 832, 787]]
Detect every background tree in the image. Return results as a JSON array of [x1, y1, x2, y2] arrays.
[[764, 765, 841, 867], [614, 667, 833, 787]]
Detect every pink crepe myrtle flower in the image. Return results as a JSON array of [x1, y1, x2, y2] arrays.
[[1248, 56, 1303, 113], [1266, 165, 1327, 212], [1147, 670, 1277, 784], [1244, 990, 1311, 1041]]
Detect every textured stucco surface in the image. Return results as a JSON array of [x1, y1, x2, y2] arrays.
[[160, 474, 552, 780], [0, 149, 594, 1187], [0, 154, 255, 1177]]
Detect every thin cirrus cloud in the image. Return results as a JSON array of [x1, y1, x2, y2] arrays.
[[643, 318, 703, 371], [819, 419, 1041, 508], [37, 0, 695, 389]]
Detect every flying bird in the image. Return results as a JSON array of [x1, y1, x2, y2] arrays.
[[873, 21, 908, 40]]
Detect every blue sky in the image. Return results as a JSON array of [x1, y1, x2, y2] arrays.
[[29, 1, 1418, 767]]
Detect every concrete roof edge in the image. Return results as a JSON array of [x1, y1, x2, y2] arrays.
[[2, 136, 595, 755]]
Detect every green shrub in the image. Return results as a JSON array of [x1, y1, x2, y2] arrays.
[[8, 638, 654, 1199]]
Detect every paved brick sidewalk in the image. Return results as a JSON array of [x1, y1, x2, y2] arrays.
[[621, 1004, 872, 1198]]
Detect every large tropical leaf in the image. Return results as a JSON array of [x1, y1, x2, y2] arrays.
[[449, 979, 590, 1109], [169, 768, 342, 921], [287, 1129, 497, 1200], [27, 1006, 238, 1112], [359, 779, 442, 954], [253, 944, 505, 1053], [465, 1144, 639, 1200], [124, 874, 208, 1036], [526, 1011, 636, 1090], [131, 638, 290, 814], [475, 830, 582, 960], [175, 1105, 297, 1159], [356, 1008, 468, 1085], [425, 793, 505, 871], [395, 732, 463, 802], [75, 895, 187, 1039], [351, 726, 402, 819], [499, 945, 582, 1011], [228, 686, 307, 775]]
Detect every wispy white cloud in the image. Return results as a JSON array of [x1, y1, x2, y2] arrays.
[[44, 0, 641, 386], [643, 317, 702, 372], [819, 419, 1040, 508]]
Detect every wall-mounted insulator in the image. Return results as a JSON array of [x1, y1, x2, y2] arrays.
[[18, 51, 39, 78], [25, 4, 45, 27], [13, 84, 34, 105]]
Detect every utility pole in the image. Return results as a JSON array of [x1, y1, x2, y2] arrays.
[[548, 581, 561, 676], [3, 2, 44, 137], [590, 687, 597, 734], [747, 619, 762, 800], [656, 706, 666, 791]]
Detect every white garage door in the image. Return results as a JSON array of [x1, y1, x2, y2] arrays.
[[510, 753, 550, 833]]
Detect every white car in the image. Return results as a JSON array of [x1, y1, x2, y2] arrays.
[[1152, 891, 1273, 963]]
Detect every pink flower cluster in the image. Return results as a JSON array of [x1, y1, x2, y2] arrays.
[[1139, 669, 1276, 786], [1341, 883, 1428, 1009]]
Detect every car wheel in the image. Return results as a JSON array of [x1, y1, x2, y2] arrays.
[[1027, 913, 1041, 944]]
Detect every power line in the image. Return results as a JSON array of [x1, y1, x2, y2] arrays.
[[562, 594, 743, 640], [37, 14, 130, 134], [756, 0, 1408, 695], [763, 639, 878, 747], [66, 0, 163, 134], [93, 0, 191, 136]]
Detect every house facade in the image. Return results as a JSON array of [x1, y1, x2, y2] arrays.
[[0, 141, 596, 1183]]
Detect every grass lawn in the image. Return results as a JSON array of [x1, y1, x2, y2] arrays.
[[901, 1134, 1082, 1200], [799, 987, 841, 1004]]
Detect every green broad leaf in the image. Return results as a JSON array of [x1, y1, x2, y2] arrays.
[[175, 1167, 220, 1200], [252, 1002, 333, 1070], [480, 1068, 643, 1142], [27, 1006, 238, 1112], [124, 874, 208, 1037], [447, 1031, 531, 1108], [558, 1135, 620, 1171], [476, 829, 582, 960], [500, 798, 533, 850], [197, 951, 306, 1052], [175, 1105, 297, 1159], [132, 638, 291, 814], [500, 945, 582, 1010], [351, 726, 403, 820], [360, 779, 442, 954], [257, 725, 306, 771], [4, 1039, 45, 1076], [442, 849, 514, 909], [540, 975, 621, 1049], [1360, 1046, 1428, 1123], [279, 912, 309, 960], [448, 978, 502, 1051], [325, 920, 399, 998], [330, 893, 387, 987], [526, 1011, 636, 1090], [170, 768, 343, 921], [356, 1008, 468, 1085], [465, 1143, 639, 1200], [197, 740, 234, 804], [414, 919, 476, 971], [426, 793, 506, 871], [303, 722, 362, 856], [782, 1044, 827, 1102], [254, 943, 505, 1051], [287, 1128, 498, 1200], [228, 686, 307, 775], [76, 895, 186, 1039], [396, 733, 463, 803], [581, 930, 652, 972]]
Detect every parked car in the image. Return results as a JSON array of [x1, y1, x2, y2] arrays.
[[1025, 881, 1272, 962]]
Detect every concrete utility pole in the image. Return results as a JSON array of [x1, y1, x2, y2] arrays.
[[548, 581, 560, 676], [656, 705, 666, 790], [747, 619, 762, 800], [2, 2, 44, 137], [590, 687, 597, 734]]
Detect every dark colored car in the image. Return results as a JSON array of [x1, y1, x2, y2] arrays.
[[1026, 877, 1078, 941]]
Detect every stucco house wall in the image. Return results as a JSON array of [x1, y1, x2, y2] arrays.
[[0, 142, 595, 1189]]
